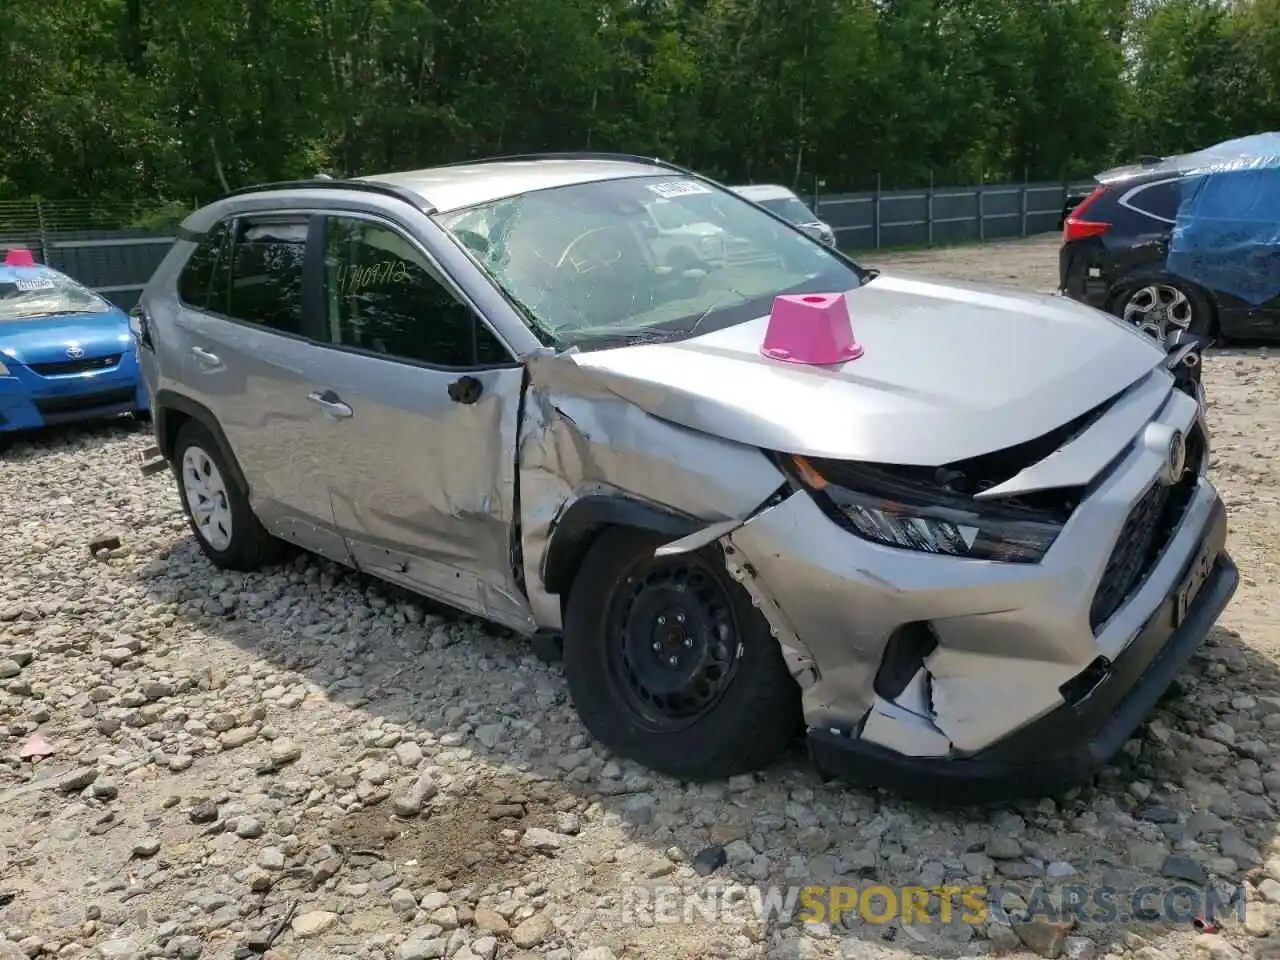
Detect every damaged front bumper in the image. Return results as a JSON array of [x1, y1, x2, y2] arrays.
[[807, 501, 1235, 801], [714, 381, 1237, 802]]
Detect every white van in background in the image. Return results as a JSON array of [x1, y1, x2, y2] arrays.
[[730, 184, 837, 247]]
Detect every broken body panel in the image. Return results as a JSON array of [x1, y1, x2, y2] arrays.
[[513, 276, 1235, 793]]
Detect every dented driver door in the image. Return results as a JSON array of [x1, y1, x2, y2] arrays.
[[306, 212, 534, 633]]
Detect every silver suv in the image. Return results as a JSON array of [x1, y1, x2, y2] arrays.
[[136, 153, 1237, 801]]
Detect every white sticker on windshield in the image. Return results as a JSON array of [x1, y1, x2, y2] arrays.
[[646, 179, 711, 199], [14, 277, 56, 291]]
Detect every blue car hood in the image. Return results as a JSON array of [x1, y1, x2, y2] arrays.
[[0, 311, 132, 364]]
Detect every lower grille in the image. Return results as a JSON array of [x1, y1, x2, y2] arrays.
[[1089, 425, 1205, 631], [28, 354, 122, 376], [33, 386, 135, 419]]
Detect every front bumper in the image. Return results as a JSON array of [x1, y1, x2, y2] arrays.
[[724, 375, 1237, 801], [809, 502, 1235, 802], [0, 350, 148, 433]]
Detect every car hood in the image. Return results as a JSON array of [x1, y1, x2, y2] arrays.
[[0, 311, 132, 365], [563, 273, 1166, 465]]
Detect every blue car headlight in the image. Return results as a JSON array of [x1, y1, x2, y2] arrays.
[[784, 454, 1063, 563]]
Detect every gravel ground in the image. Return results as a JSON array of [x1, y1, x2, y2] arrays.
[[2, 234, 1279, 960]]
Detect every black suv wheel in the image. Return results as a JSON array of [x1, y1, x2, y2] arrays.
[[561, 526, 801, 780]]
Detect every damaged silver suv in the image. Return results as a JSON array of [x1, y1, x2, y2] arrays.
[[134, 153, 1237, 801]]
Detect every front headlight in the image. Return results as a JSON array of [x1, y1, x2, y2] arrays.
[[787, 455, 1062, 563]]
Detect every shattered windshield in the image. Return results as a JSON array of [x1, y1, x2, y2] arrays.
[[436, 174, 864, 349], [0, 268, 112, 322]]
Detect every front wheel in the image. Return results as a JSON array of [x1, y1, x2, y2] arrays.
[[1116, 281, 1213, 345], [561, 527, 801, 781]]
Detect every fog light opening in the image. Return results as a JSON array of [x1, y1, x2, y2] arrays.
[[873, 622, 940, 701], [1059, 656, 1112, 708]]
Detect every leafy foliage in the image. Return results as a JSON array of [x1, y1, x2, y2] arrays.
[[1, 0, 1276, 216]]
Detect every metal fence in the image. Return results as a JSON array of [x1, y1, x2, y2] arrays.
[[0, 180, 1093, 311], [815, 179, 1095, 249]]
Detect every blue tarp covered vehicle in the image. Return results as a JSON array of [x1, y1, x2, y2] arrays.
[[1166, 133, 1280, 307], [1060, 131, 1280, 345]]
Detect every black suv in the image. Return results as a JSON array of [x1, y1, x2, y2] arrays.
[[1059, 155, 1280, 343]]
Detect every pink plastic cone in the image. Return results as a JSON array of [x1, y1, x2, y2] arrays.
[[3, 248, 36, 267], [761, 292, 863, 365]]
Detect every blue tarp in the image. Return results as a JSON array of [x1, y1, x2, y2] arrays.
[[1166, 132, 1280, 306]]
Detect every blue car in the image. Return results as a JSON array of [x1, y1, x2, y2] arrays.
[[0, 249, 149, 435]]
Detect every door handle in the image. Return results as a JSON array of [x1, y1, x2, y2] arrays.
[[190, 346, 220, 365], [447, 375, 484, 405], [307, 389, 353, 419]]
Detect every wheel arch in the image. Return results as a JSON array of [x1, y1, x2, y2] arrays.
[[154, 390, 251, 497], [541, 495, 702, 598]]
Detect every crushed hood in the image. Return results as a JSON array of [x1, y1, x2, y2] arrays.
[[564, 273, 1166, 465]]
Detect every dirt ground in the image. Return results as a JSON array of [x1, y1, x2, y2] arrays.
[[863, 234, 1063, 292], [1, 232, 1277, 960]]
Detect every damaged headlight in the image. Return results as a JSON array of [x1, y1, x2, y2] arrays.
[[786, 455, 1062, 563]]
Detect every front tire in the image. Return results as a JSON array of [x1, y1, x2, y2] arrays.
[[561, 527, 801, 781], [171, 419, 282, 571]]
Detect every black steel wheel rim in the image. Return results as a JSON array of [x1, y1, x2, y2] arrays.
[[604, 558, 742, 732]]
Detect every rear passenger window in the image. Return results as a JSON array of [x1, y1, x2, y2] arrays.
[[320, 215, 509, 367], [1125, 180, 1182, 221], [218, 217, 308, 335], [176, 222, 228, 308]]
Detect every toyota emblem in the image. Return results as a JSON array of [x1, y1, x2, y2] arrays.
[[65, 343, 84, 360]]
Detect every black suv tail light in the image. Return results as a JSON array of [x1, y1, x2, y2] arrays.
[[1063, 185, 1111, 243]]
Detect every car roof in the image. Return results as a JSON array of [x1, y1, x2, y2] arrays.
[[1095, 134, 1280, 185], [731, 183, 799, 201], [361, 157, 665, 213], [0, 261, 67, 282], [1095, 157, 1190, 186], [180, 154, 699, 232]]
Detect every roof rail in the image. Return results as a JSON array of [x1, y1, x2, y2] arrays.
[[222, 178, 432, 212], [432, 151, 692, 174]]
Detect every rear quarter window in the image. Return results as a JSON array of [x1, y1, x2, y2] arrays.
[[1120, 179, 1182, 223]]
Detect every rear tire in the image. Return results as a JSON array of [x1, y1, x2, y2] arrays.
[[171, 419, 283, 571], [561, 526, 801, 781], [1114, 279, 1214, 345]]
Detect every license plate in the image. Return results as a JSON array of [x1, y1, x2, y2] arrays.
[[1173, 544, 1215, 627]]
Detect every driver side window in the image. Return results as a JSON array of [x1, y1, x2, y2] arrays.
[[320, 216, 509, 367]]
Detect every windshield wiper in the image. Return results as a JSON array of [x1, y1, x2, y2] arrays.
[[678, 286, 748, 339], [575, 328, 688, 349], [23, 309, 98, 319]]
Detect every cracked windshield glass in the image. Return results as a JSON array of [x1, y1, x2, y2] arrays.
[[0, 269, 113, 321], [436, 175, 863, 348]]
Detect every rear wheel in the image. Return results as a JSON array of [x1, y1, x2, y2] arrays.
[[561, 527, 801, 780], [172, 419, 283, 571], [1117, 281, 1213, 344]]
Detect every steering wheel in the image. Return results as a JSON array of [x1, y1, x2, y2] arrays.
[[555, 225, 629, 275]]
